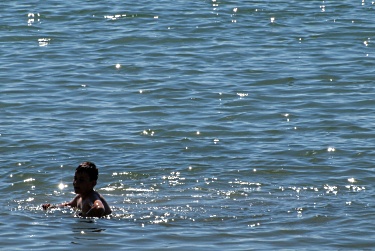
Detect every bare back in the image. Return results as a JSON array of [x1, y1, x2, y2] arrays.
[[70, 191, 112, 217]]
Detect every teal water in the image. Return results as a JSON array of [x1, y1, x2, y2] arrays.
[[1, 1, 375, 250]]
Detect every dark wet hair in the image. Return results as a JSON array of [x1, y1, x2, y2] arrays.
[[75, 161, 98, 181]]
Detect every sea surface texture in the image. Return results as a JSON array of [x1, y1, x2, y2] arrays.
[[1, 0, 375, 250]]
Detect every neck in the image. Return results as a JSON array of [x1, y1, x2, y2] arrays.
[[80, 189, 94, 199]]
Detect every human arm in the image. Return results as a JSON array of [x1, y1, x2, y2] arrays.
[[42, 195, 79, 210], [81, 199, 106, 218], [42, 202, 70, 210]]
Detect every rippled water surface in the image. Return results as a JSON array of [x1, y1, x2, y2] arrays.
[[1, 1, 375, 250]]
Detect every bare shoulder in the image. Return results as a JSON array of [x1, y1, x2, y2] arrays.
[[90, 191, 102, 201], [69, 194, 80, 207], [93, 191, 112, 215]]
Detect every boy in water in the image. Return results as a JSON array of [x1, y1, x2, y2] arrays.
[[42, 161, 112, 217]]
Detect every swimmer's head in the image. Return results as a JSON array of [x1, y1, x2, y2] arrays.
[[75, 161, 98, 181]]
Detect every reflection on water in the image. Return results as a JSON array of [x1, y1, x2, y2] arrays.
[[2, 0, 375, 249], [71, 219, 106, 243]]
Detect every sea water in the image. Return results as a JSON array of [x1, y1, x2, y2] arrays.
[[1, 0, 375, 250]]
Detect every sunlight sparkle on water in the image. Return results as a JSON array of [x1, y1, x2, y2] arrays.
[[38, 38, 51, 47], [237, 93, 248, 98], [348, 178, 356, 183], [58, 183, 67, 190], [327, 147, 335, 152]]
